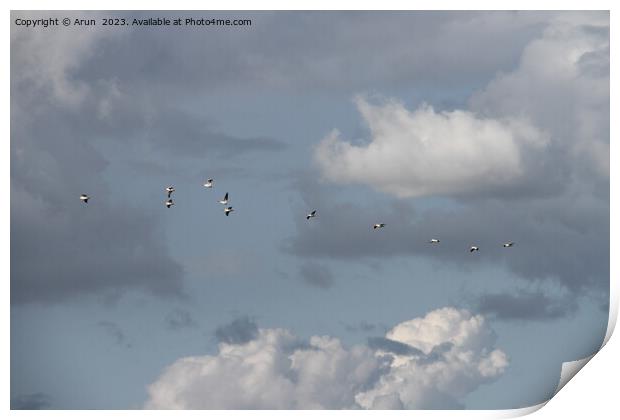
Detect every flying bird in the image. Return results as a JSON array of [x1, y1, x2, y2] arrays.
[[470, 246, 479, 252], [203, 179, 214, 188], [224, 206, 234, 216], [79, 194, 89, 204], [373, 223, 386, 229], [218, 192, 229, 205], [503, 242, 515, 248], [165, 199, 174, 208], [306, 210, 317, 220], [429, 239, 440, 244], [166, 186, 175, 198]]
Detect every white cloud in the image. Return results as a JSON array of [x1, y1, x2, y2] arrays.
[[145, 328, 381, 409], [314, 12, 608, 198], [470, 13, 609, 177], [145, 307, 507, 409], [356, 308, 508, 409], [315, 96, 549, 198]]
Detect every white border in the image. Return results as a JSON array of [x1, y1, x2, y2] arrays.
[[3, 1, 616, 419]]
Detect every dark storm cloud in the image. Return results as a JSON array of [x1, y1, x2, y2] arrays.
[[74, 11, 550, 93], [98, 321, 131, 348], [10, 104, 185, 303], [298, 262, 334, 289], [165, 308, 198, 331], [476, 291, 576, 321], [215, 316, 258, 345], [11, 18, 188, 304], [135, 107, 286, 158], [11, 392, 52, 410], [285, 176, 609, 298], [11, 13, 287, 303], [285, 175, 608, 325], [11, 79, 285, 162]]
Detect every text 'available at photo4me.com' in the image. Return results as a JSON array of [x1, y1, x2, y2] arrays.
[[13, 16, 252, 29]]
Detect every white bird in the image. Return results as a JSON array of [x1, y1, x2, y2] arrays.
[[165, 199, 174, 208], [203, 179, 214, 188], [166, 186, 175, 198], [224, 206, 234, 216], [503, 242, 514, 248], [470, 246, 479, 253], [306, 210, 317, 220], [373, 223, 386, 229], [218, 192, 229, 205], [429, 239, 440, 244], [79, 194, 89, 204]]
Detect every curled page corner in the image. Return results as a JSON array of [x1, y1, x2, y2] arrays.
[[493, 352, 601, 418], [500, 292, 618, 417], [602, 290, 618, 348], [549, 288, 618, 400], [554, 354, 596, 395], [499, 401, 548, 418]]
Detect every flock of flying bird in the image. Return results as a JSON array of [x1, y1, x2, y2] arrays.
[[79, 179, 516, 253]]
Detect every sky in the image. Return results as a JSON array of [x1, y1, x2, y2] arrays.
[[10, 10, 609, 410]]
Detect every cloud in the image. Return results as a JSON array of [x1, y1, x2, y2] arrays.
[[469, 12, 609, 179], [367, 337, 425, 356], [476, 290, 576, 321], [298, 262, 334, 288], [286, 185, 608, 295], [165, 309, 198, 331], [344, 321, 381, 333], [87, 97, 287, 159], [290, 12, 609, 306], [356, 308, 508, 409], [315, 96, 549, 198], [146, 307, 507, 409], [10, 14, 195, 304], [72, 11, 552, 93], [11, 392, 52, 410], [314, 13, 608, 199], [138, 107, 286, 159], [98, 321, 131, 348], [214, 316, 259, 345], [11, 11, 124, 107], [11, 174, 185, 303]]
